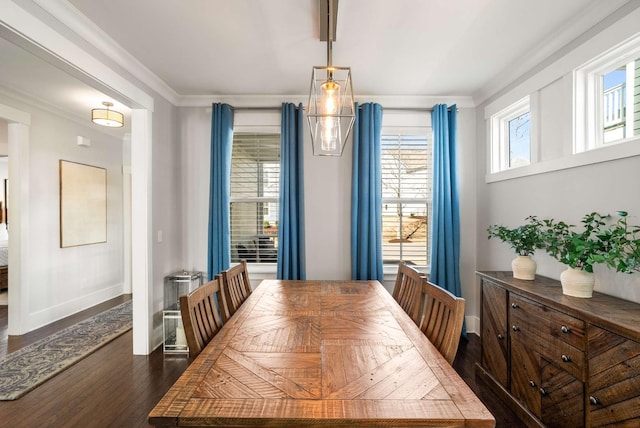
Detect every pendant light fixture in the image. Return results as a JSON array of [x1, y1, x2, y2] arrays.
[[307, 0, 355, 156], [91, 101, 124, 127]]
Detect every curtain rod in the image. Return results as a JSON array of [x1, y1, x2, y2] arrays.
[[220, 106, 457, 112], [207, 106, 459, 113]]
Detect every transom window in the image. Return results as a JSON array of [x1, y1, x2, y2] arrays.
[[381, 133, 431, 266], [490, 97, 531, 173], [230, 133, 280, 263], [574, 33, 640, 152]]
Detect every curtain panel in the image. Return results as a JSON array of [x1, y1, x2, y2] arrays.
[[277, 103, 306, 280], [351, 103, 384, 281], [207, 103, 234, 280], [429, 104, 462, 299]]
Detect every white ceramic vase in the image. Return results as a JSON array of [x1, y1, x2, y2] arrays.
[[560, 267, 595, 298], [511, 255, 537, 280]]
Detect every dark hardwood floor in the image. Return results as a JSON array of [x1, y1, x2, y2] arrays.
[[0, 300, 523, 427]]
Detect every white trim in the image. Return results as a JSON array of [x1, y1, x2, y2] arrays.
[[482, 4, 640, 120], [485, 136, 640, 183], [131, 108, 153, 354], [6, 120, 29, 335], [0, 102, 30, 125], [0, 0, 154, 111], [33, 0, 178, 106], [489, 96, 531, 173], [474, 0, 630, 106], [574, 35, 640, 152]]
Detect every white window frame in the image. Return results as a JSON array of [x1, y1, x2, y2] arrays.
[[489, 96, 532, 173], [574, 34, 640, 153]]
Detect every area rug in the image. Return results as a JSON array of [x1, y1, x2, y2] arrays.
[[0, 300, 132, 400]]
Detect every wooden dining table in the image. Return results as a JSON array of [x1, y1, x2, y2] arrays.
[[149, 279, 495, 427]]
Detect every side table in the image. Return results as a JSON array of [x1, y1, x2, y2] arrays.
[[163, 270, 203, 354]]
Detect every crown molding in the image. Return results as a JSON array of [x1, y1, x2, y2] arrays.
[[473, 0, 630, 106], [176, 94, 475, 109], [34, 0, 179, 105]]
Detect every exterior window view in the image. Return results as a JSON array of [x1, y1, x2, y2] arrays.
[[508, 111, 530, 168], [603, 57, 640, 144], [381, 134, 431, 266], [230, 133, 280, 263]]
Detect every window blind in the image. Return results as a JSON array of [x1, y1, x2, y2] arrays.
[[230, 133, 280, 263], [381, 134, 432, 266]]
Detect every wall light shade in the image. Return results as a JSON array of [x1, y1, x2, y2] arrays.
[[91, 101, 124, 127], [307, 66, 355, 156]]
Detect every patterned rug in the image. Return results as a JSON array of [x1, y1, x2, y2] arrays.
[[0, 300, 132, 400]]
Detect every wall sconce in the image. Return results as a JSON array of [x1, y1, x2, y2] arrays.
[[91, 101, 124, 127], [306, 0, 355, 156]]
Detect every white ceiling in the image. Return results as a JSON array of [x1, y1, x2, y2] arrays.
[[0, 0, 630, 124]]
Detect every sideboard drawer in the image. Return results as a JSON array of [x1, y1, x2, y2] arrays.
[[510, 293, 585, 350]]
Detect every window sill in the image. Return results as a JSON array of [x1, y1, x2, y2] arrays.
[[485, 136, 640, 183]]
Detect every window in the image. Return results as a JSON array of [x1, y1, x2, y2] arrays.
[[230, 133, 280, 263], [574, 34, 640, 152], [490, 97, 531, 173], [381, 133, 431, 266]]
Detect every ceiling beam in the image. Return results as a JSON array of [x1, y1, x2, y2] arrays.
[[319, 0, 338, 41]]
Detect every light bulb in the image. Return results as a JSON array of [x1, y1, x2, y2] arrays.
[[321, 80, 340, 115], [319, 79, 341, 151]]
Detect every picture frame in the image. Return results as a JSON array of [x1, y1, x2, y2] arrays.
[[59, 160, 107, 248]]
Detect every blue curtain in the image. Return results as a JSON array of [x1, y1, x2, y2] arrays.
[[351, 103, 383, 280], [207, 103, 234, 280], [430, 104, 462, 301], [277, 103, 306, 280]]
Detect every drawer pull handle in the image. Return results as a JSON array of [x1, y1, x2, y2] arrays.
[[497, 334, 504, 340], [589, 396, 600, 405], [561, 326, 570, 334], [512, 325, 520, 332], [529, 381, 536, 387], [511, 303, 519, 309], [561, 354, 572, 363], [539, 388, 548, 396]]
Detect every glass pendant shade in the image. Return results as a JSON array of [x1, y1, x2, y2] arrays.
[[307, 66, 355, 156], [91, 102, 124, 127]]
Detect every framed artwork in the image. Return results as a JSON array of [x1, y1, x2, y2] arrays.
[[59, 160, 107, 248]]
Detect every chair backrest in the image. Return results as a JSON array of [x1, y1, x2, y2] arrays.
[[179, 277, 225, 359], [418, 280, 465, 365], [220, 260, 252, 319], [392, 262, 425, 324]]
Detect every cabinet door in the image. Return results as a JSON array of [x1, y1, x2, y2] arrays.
[[511, 337, 541, 418], [540, 358, 584, 427], [588, 325, 640, 426], [481, 279, 508, 387]]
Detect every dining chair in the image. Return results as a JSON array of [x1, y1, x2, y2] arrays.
[[418, 280, 466, 365], [179, 276, 226, 359], [220, 259, 252, 320], [392, 262, 425, 325]]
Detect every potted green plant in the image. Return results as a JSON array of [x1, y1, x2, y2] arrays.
[[597, 211, 640, 274], [487, 216, 545, 280], [541, 211, 640, 297]]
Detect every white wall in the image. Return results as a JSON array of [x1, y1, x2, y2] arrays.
[[0, 95, 125, 331], [477, 5, 640, 305], [149, 97, 181, 344]]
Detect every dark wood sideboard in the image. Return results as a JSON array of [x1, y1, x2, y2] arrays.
[[476, 271, 640, 427]]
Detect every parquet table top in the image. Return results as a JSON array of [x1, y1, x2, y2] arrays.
[[149, 280, 495, 427]]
